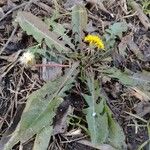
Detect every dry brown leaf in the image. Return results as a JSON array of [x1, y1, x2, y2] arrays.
[[77, 140, 116, 150], [53, 102, 73, 135], [0, 8, 4, 18], [129, 87, 150, 102], [134, 101, 150, 117], [40, 59, 62, 82], [64, 0, 84, 9], [118, 34, 144, 60], [131, 1, 150, 30], [0, 0, 7, 6], [0, 50, 22, 62], [64, 129, 82, 136]]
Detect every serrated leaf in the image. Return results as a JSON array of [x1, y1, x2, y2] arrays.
[[27, 46, 47, 57], [3, 62, 79, 150], [83, 73, 126, 149], [33, 126, 52, 150], [16, 11, 70, 53], [105, 105, 126, 149], [106, 22, 128, 38], [45, 19, 74, 49], [103, 67, 136, 85], [83, 74, 109, 144], [104, 22, 128, 49], [71, 4, 87, 43], [104, 67, 150, 98], [85, 101, 109, 144], [4, 97, 62, 150]]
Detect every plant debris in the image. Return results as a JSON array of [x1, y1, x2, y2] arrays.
[[0, 0, 150, 150]]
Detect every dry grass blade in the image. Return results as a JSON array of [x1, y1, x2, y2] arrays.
[[134, 101, 150, 117], [129, 87, 150, 102], [77, 140, 116, 150], [0, 25, 18, 55], [120, 0, 127, 13]]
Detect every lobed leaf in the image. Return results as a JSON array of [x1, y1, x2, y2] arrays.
[[105, 22, 128, 39], [45, 19, 75, 49], [105, 105, 127, 149], [3, 62, 79, 150], [104, 22, 128, 49], [103, 67, 150, 98], [83, 73, 126, 149], [16, 11, 70, 53], [71, 4, 88, 43]]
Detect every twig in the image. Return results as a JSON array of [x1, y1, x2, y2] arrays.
[[33, 1, 53, 14], [121, 11, 138, 19], [60, 135, 87, 144], [35, 63, 70, 68], [0, 2, 28, 22], [0, 25, 18, 55], [0, 0, 39, 55], [24, 0, 39, 10]]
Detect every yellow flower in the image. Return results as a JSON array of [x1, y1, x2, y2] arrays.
[[84, 35, 105, 49], [19, 51, 35, 67]]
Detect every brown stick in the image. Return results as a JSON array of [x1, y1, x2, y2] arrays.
[[35, 63, 70, 68], [0, 25, 18, 55], [0, 2, 28, 22]]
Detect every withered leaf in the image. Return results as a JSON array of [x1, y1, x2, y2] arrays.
[[131, 1, 150, 30]]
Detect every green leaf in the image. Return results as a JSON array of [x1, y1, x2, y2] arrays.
[[103, 67, 136, 85], [27, 45, 47, 57], [142, 0, 150, 15], [105, 105, 126, 149], [16, 11, 70, 53], [83, 73, 126, 149], [83, 74, 109, 144], [106, 22, 128, 39], [33, 126, 53, 150], [104, 22, 128, 49], [71, 4, 87, 43], [103, 67, 150, 98], [27, 45, 57, 60], [45, 19, 75, 49], [3, 62, 79, 150]]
